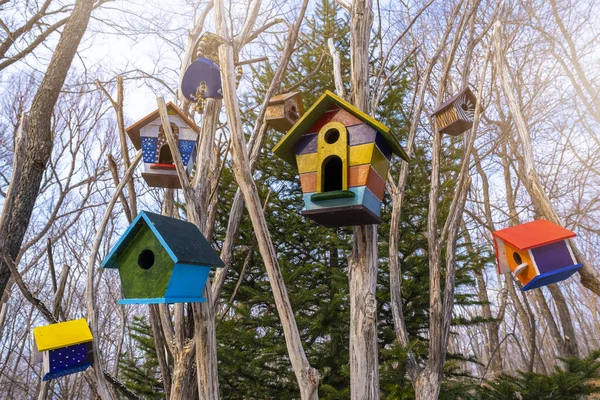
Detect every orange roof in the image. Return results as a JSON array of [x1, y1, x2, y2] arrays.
[[492, 219, 576, 250], [125, 102, 200, 149]]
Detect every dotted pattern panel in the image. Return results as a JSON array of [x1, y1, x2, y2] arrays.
[[142, 137, 158, 163], [49, 343, 92, 373], [178, 140, 196, 165]]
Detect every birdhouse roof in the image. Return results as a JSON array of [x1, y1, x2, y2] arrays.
[[431, 87, 477, 117], [102, 211, 224, 269], [492, 219, 576, 250], [272, 90, 410, 166], [268, 91, 301, 105], [33, 319, 92, 352], [125, 102, 200, 150]]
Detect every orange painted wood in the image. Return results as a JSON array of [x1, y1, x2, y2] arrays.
[[493, 219, 576, 250], [348, 165, 385, 200], [299, 172, 317, 193], [150, 163, 177, 170]]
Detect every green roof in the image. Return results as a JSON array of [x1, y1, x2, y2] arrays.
[[272, 90, 410, 166]]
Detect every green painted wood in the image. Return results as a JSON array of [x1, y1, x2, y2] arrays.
[[273, 90, 409, 166], [116, 226, 174, 299], [310, 190, 356, 202]]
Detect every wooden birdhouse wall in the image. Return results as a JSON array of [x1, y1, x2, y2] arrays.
[[116, 226, 175, 300], [500, 240, 538, 286]]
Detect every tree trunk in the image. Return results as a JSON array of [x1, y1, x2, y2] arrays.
[[0, 0, 95, 296], [349, 0, 379, 398]]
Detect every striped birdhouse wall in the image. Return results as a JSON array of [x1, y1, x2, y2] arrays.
[[273, 91, 409, 228], [432, 87, 477, 136]]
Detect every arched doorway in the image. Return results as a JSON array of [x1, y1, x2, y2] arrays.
[[323, 156, 343, 192]]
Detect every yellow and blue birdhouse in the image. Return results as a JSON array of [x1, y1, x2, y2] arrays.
[[272, 90, 409, 227], [32, 319, 93, 381], [126, 102, 199, 189], [102, 211, 224, 304]]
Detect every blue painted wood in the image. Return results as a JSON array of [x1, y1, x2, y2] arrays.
[[522, 263, 583, 291], [303, 186, 382, 217], [181, 57, 223, 100], [178, 140, 196, 166], [43, 362, 92, 381], [118, 297, 207, 304], [141, 137, 158, 163], [530, 241, 576, 274], [164, 263, 210, 300]]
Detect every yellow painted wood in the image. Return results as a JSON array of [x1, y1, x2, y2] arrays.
[[33, 319, 93, 352], [369, 145, 390, 179], [317, 122, 348, 192], [296, 152, 318, 174], [297, 142, 390, 178]]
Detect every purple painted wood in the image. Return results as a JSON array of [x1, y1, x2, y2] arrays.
[[348, 124, 376, 146], [531, 241, 576, 274], [294, 133, 317, 155]]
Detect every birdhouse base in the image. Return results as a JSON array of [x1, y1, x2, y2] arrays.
[[118, 296, 207, 305], [439, 120, 473, 136], [301, 204, 382, 228], [521, 263, 583, 291], [142, 172, 182, 189], [42, 362, 92, 381]]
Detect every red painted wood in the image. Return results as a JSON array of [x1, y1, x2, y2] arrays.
[[150, 163, 177, 170], [493, 219, 576, 250]]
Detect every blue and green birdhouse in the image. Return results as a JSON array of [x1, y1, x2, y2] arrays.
[[102, 211, 224, 304]]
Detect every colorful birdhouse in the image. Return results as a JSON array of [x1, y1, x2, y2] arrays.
[[126, 102, 199, 189], [493, 219, 583, 291], [101, 211, 224, 304], [272, 90, 410, 228], [431, 87, 477, 136], [265, 92, 304, 133], [32, 319, 93, 381]]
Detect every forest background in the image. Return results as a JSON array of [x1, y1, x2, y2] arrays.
[[2, 0, 600, 399]]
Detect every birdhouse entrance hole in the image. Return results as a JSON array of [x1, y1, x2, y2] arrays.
[[323, 156, 343, 192], [158, 144, 173, 164], [138, 249, 155, 270], [513, 252, 522, 265], [324, 128, 340, 144]]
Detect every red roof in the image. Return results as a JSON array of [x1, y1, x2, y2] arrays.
[[492, 219, 576, 250]]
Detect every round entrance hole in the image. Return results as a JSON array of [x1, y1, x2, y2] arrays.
[[138, 249, 155, 270], [512, 251, 522, 265], [324, 129, 340, 144]]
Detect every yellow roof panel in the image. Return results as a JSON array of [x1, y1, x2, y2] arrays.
[[33, 318, 93, 352]]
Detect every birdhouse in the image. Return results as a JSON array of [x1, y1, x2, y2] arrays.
[[431, 87, 477, 135], [493, 219, 583, 291], [101, 211, 224, 304], [32, 319, 93, 381], [265, 92, 304, 133], [272, 90, 410, 228], [126, 102, 199, 189], [181, 57, 223, 102]]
